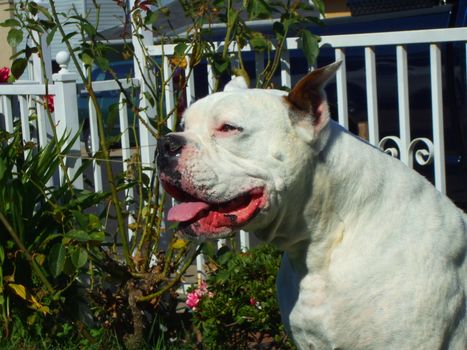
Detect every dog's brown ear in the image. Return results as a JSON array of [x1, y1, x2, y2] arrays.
[[286, 61, 341, 133]]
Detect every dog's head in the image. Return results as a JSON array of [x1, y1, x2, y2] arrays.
[[157, 62, 341, 240]]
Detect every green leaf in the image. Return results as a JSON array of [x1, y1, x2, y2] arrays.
[[311, 0, 325, 16], [0, 245, 4, 264], [36, 4, 54, 21], [28, 1, 39, 16], [82, 23, 97, 38], [11, 58, 28, 79], [88, 231, 105, 242], [64, 230, 90, 242], [174, 42, 187, 58], [301, 30, 320, 66], [7, 28, 23, 48], [249, 32, 269, 51], [70, 248, 88, 269], [48, 243, 66, 278], [62, 31, 77, 42], [80, 52, 94, 66], [144, 9, 159, 25], [95, 56, 109, 72], [227, 9, 239, 27], [211, 53, 230, 75], [0, 157, 6, 181], [46, 27, 57, 46], [0, 19, 20, 28], [87, 214, 101, 230], [106, 103, 119, 132], [247, 0, 272, 20], [201, 241, 217, 259]]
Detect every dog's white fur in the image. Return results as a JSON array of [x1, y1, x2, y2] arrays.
[[172, 63, 467, 349]]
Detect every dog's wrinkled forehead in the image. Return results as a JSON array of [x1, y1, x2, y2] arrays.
[[183, 89, 288, 131]]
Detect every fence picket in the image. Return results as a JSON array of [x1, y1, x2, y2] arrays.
[[185, 56, 196, 107], [88, 98, 103, 193], [2, 96, 14, 134], [430, 44, 446, 194], [280, 48, 291, 88], [255, 51, 265, 86], [396, 45, 411, 165], [19, 96, 31, 143], [163, 56, 176, 130], [335, 48, 349, 129], [364, 46, 379, 145], [119, 92, 135, 241]]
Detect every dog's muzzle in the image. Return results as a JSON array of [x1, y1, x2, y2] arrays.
[[156, 134, 186, 176]]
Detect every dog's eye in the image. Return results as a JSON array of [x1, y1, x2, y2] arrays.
[[218, 123, 243, 133]]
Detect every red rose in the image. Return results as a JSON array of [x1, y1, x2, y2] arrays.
[[0, 67, 11, 83], [44, 95, 54, 113]]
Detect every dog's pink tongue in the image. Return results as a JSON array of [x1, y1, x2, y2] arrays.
[[167, 202, 210, 222]]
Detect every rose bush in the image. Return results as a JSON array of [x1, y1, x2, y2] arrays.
[[188, 244, 296, 350]]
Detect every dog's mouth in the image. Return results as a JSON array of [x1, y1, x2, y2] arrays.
[[161, 180, 265, 237]]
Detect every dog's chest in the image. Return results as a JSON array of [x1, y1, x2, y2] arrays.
[[277, 255, 338, 349]]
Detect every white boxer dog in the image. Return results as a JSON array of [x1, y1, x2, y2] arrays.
[[156, 62, 466, 349]]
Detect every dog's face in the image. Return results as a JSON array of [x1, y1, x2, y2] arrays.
[[157, 62, 341, 239]]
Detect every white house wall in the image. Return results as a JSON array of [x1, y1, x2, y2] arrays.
[[13, 0, 125, 79], [85, 0, 126, 35]]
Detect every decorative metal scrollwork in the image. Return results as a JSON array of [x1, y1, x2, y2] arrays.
[[378, 136, 434, 168], [408, 137, 434, 167], [379, 136, 401, 159]]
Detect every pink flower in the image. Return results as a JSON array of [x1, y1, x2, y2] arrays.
[[44, 95, 54, 113], [186, 291, 201, 309], [249, 297, 256, 305], [186, 281, 213, 310], [0, 67, 10, 83]]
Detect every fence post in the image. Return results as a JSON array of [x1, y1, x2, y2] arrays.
[[52, 51, 83, 189]]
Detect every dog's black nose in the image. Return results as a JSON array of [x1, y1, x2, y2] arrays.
[[158, 134, 185, 156], [156, 134, 186, 171]]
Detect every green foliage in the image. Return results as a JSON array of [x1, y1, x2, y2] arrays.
[[190, 244, 296, 349], [1, 314, 123, 350], [0, 126, 108, 342]]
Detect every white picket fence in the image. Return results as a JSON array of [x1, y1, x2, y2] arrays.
[[1, 26, 466, 281]]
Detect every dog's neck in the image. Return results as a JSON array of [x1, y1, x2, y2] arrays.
[[260, 121, 384, 275]]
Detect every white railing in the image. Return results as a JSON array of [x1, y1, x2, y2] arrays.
[[1, 26, 466, 283], [0, 52, 83, 188]]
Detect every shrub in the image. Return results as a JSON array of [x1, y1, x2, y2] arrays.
[[188, 244, 296, 350], [0, 126, 108, 343]]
